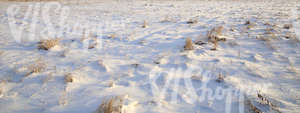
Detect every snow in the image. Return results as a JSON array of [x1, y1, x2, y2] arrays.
[[0, 0, 300, 113]]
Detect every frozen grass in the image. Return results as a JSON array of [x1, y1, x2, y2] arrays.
[[245, 99, 262, 113], [207, 26, 226, 50], [142, 20, 148, 28], [95, 96, 123, 113], [64, 73, 74, 83], [283, 24, 292, 29], [216, 73, 224, 83], [38, 38, 60, 50], [186, 19, 197, 24], [257, 93, 281, 113], [184, 38, 194, 50], [25, 58, 46, 77]]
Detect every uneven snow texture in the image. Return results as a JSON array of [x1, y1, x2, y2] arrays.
[[0, 0, 300, 113]]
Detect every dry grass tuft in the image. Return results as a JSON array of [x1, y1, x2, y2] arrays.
[[38, 38, 60, 50], [216, 73, 224, 83], [194, 40, 207, 45], [187, 19, 197, 24], [245, 99, 262, 113], [108, 81, 115, 88], [95, 96, 123, 113], [132, 63, 139, 68], [142, 20, 148, 28], [25, 58, 46, 77], [184, 38, 194, 50], [264, 28, 278, 40], [207, 26, 226, 50], [88, 38, 99, 49], [64, 73, 74, 83], [245, 20, 251, 25], [108, 34, 117, 39], [283, 24, 292, 29], [257, 93, 281, 113], [245, 21, 255, 29]]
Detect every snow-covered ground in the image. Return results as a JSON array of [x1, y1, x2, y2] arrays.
[[0, 0, 299, 113]]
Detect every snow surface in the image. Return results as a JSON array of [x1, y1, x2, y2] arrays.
[[0, 0, 300, 113]]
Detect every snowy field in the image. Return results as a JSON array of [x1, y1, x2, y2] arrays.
[[0, 0, 300, 113]]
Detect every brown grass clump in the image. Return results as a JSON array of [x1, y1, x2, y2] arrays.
[[245, 21, 255, 29], [95, 96, 123, 113], [108, 34, 116, 39], [257, 93, 281, 113], [142, 20, 148, 28], [64, 73, 74, 83], [132, 63, 139, 68], [216, 73, 224, 83], [283, 24, 292, 29], [245, 20, 256, 29], [245, 20, 251, 25], [38, 38, 60, 50], [265, 28, 275, 35], [184, 38, 194, 50], [187, 19, 197, 24], [207, 26, 226, 50], [207, 26, 224, 41], [245, 99, 262, 113], [108, 81, 115, 88], [25, 58, 46, 77]]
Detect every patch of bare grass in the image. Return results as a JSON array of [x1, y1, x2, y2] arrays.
[[207, 26, 226, 50], [245, 99, 262, 113], [25, 58, 46, 77], [187, 19, 197, 24], [64, 73, 74, 83], [257, 92, 281, 113], [283, 24, 292, 29], [245, 21, 255, 29], [142, 20, 148, 28], [216, 73, 224, 83], [184, 38, 194, 50], [95, 96, 123, 113], [38, 38, 60, 50]]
